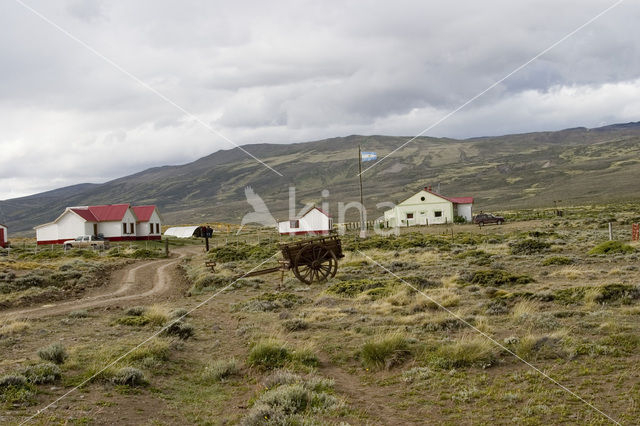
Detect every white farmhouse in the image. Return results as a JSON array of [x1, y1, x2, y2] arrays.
[[384, 187, 474, 227], [278, 206, 333, 235], [0, 223, 7, 248], [35, 204, 162, 245]]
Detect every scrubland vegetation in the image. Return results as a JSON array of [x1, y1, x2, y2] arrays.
[[1, 206, 640, 423]]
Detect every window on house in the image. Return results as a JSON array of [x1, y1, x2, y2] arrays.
[[434, 211, 442, 217], [123, 223, 127, 234], [156, 223, 160, 233], [130, 223, 135, 234], [406, 213, 414, 219], [290, 220, 300, 229], [150, 223, 154, 234], [420, 212, 425, 215], [420, 196, 425, 201]]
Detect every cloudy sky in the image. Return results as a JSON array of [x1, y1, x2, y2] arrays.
[[1, 0, 638, 199]]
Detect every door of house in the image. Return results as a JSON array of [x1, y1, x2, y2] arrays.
[[0, 229, 4, 247], [93, 224, 98, 236]]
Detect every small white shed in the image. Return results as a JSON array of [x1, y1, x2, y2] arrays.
[[164, 226, 201, 238], [0, 223, 7, 248], [278, 207, 333, 235]]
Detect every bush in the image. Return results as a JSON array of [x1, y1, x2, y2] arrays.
[[0, 375, 35, 405], [283, 319, 308, 332], [248, 340, 290, 370], [126, 306, 146, 316], [37, 343, 68, 364], [110, 367, 147, 386], [361, 334, 410, 369], [588, 241, 635, 255], [203, 359, 241, 382], [509, 239, 551, 255], [21, 363, 61, 384], [453, 215, 467, 224], [209, 242, 277, 262], [429, 336, 498, 369], [462, 269, 533, 287], [68, 309, 89, 318], [242, 372, 342, 425], [161, 321, 194, 340]]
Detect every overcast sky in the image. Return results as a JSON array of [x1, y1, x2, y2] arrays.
[[1, 0, 639, 199]]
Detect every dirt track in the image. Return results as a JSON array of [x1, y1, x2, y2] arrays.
[[0, 246, 201, 321]]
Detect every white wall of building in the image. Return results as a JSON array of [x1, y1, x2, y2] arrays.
[[456, 204, 473, 222], [136, 209, 162, 238], [278, 208, 332, 234], [384, 190, 454, 227]]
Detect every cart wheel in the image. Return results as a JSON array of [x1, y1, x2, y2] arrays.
[[293, 244, 338, 284]]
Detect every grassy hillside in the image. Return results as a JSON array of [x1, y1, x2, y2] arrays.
[[2, 122, 640, 233]]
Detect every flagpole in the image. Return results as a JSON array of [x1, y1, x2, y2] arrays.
[[358, 144, 366, 238]]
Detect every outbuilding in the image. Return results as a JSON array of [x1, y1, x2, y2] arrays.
[[278, 206, 333, 235], [0, 223, 7, 248], [384, 187, 474, 227]]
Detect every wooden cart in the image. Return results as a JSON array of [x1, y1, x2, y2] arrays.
[[239, 235, 344, 284]]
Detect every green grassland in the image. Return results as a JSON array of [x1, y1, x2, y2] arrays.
[[1, 205, 640, 423]]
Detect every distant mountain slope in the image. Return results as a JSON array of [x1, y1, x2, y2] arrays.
[[3, 123, 640, 233]]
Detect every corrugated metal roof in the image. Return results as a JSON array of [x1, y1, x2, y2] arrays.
[[71, 208, 98, 221], [132, 205, 156, 222], [87, 204, 130, 221], [164, 226, 199, 238]]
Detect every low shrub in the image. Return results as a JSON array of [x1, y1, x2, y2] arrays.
[[242, 371, 342, 425], [21, 363, 61, 384], [360, 334, 410, 369], [37, 343, 68, 364], [247, 340, 290, 370], [542, 256, 574, 266], [509, 239, 551, 255], [161, 321, 194, 340], [68, 309, 89, 318], [0, 375, 36, 405], [462, 269, 533, 287], [429, 336, 498, 369], [203, 358, 241, 382], [283, 319, 308, 332], [588, 241, 634, 255], [110, 367, 147, 387], [514, 334, 569, 360], [209, 241, 277, 262]]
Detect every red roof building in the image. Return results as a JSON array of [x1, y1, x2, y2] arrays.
[[35, 204, 162, 245]]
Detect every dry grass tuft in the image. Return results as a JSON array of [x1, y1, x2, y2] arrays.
[[0, 321, 30, 336]]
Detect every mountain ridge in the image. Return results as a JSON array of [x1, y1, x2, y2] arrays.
[[3, 122, 640, 234]]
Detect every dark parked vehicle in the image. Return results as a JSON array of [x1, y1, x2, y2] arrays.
[[473, 213, 505, 226]]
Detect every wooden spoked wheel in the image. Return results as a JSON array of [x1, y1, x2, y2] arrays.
[[293, 244, 338, 284]]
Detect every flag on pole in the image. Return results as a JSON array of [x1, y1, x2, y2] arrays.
[[361, 151, 377, 162]]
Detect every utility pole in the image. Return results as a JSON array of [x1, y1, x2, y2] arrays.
[[358, 145, 366, 238]]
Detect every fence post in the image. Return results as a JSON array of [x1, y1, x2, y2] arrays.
[[608, 222, 613, 241]]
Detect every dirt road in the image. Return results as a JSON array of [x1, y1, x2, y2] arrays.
[[0, 245, 201, 320]]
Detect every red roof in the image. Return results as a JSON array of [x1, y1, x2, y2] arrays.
[[424, 188, 473, 204], [88, 204, 131, 221], [69, 204, 131, 222], [71, 209, 98, 222], [132, 205, 156, 222]]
